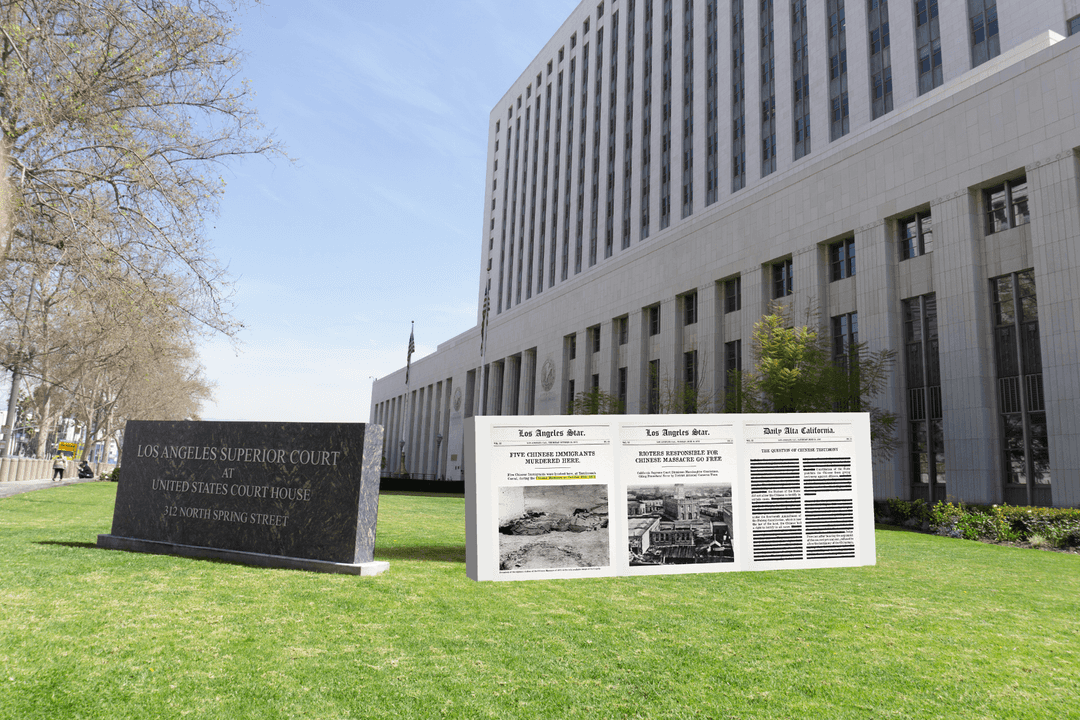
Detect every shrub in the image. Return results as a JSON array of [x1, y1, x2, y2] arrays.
[[877, 498, 1079, 548], [102, 467, 120, 483]]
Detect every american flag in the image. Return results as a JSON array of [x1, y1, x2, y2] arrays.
[[479, 288, 490, 357], [405, 325, 415, 385]]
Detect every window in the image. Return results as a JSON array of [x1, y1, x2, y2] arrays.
[[899, 210, 933, 260], [591, 373, 600, 391], [567, 378, 576, 413], [829, 238, 855, 280], [591, 325, 601, 353], [724, 339, 742, 411], [831, 312, 858, 368], [731, 0, 746, 191], [991, 271, 1050, 505], [648, 359, 660, 413], [567, 333, 577, 360], [724, 276, 742, 313], [915, 0, 942, 95], [868, 0, 892, 119], [827, 0, 849, 140], [968, 0, 999, 67], [616, 316, 629, 345], [772, 258, 793, 298], [985, 177, 1029, 234], [683, 291, 698, 325], [759, 0, 776, 176], [903, 294, 945, 501], [791, 0, 811, 160], [684, 350, 698, 413], [649, 304, 661, 336], [1070, 15, 1080, 36], [618, 366, 628, 409]]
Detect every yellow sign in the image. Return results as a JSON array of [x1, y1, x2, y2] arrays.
[[58, 441, 78, 457]]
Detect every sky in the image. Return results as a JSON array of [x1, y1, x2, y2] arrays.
[[199, 1, 580, 423]]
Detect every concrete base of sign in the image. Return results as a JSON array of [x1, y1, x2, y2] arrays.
[[97, 534, 390, 576]]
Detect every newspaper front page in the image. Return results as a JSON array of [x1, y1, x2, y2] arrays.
[[466, 413, 874, 582]]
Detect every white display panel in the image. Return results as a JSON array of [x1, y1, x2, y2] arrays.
[[466, 414, 875, 582]]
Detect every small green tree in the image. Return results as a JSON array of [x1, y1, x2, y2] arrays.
[[736, 303, 898, 458], [569, 387, 624, 415]]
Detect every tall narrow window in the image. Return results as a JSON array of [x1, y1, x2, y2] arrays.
[[724, 339, 743, 411], [904, 294, 945, 503], [618, 366, 628, 409], [968, 0, 999, 67], [623, 0, 637, 248], [760, 0, 776, 175], [648, 359, 661, 413], [641, 0, 654, 239], [551, 81, 562, 290], [772, 258, 793, 298], [538, 84, 552, 293], [831, 312, 858, 370], [706, 0, 719, 204], [868, 0, 892, 119], [828, 238, 855, 280], [497, 121, 513, 313], [576, 44, 590, 274], [506, 115, 522, 308], [562, 60, 576, 281], [791, 0, 811, 159], [684, 291, 698, 325], [649, 304, 662, 335], [992, 271, 1050, 506], [606, 11, 618, 259], [684, 350, 698, 412], [681, 0, 695, 218], [731, 0, 747, 191], [660, 0, 674, 228], [589, 29, 604, 267], [827, 0, 849, 140], [914, 0, 942, 95], [724, 276, 742, 312]]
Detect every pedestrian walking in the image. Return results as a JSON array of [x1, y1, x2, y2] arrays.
[[52, 454, 66, 481]]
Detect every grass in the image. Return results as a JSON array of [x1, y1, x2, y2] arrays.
[[0, 484, 1077, 719]]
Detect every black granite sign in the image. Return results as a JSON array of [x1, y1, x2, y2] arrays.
[[101, 421, 384, 566]]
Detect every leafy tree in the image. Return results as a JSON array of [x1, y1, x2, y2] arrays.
[[735, 303, 899, 458], [569, 387, 624, 415]]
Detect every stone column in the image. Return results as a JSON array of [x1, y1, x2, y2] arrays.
[[932, 191, 1000, 504], [854, 220, 905, 500], [1027, 152, 1080, 507]]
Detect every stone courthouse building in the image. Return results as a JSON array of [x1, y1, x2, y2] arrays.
[[371, 0, 1080, 508]]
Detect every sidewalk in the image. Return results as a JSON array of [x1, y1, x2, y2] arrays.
[[0, 476, 105, 499]]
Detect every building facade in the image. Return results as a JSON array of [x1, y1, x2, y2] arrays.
[[371, 0, 1080, 508]]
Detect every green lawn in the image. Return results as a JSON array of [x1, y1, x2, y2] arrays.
[[1, 483, 1077, 719]]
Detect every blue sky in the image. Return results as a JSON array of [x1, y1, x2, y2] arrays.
[[200, 1, 580, 422]]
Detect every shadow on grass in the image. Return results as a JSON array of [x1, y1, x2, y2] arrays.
[[375, 544, 466, 563], [36, 539, 467, 565]]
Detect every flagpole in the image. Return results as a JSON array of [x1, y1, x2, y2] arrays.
[[478, 289, 490, 417], [401, 321, 414, 475]]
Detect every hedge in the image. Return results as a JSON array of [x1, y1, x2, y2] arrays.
[[875, 498, 1080, 549]]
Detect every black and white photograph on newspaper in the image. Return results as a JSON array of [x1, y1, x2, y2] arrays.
[[627, 483, 734, 567], [498, 484, 609, 574]]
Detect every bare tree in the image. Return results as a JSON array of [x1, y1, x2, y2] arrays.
[[0, 0, 284, 453], [0, 1, 282, 336]]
